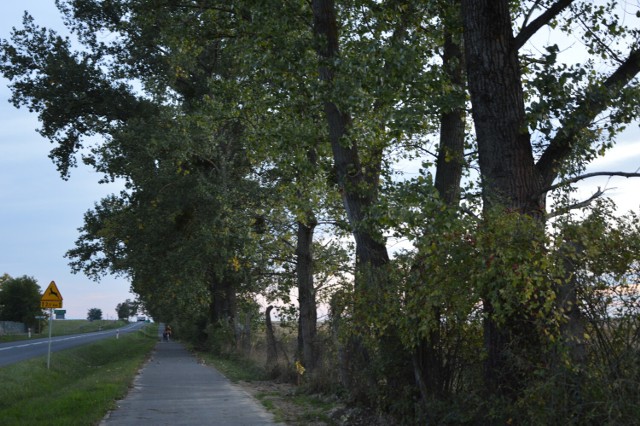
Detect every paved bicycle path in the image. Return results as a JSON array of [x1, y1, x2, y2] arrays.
[[101, 340, 283, 425]]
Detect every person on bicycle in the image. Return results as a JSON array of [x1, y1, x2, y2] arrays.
[[163, 324, 172, 342]]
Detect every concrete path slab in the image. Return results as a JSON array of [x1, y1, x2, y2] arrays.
[[101, 341, 283, 425]]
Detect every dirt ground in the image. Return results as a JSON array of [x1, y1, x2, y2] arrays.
[[235, 380, 332, 425], [235, 380, 391, 426]]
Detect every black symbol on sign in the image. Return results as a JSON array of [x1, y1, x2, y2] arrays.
[[49, 288, 59, 298]]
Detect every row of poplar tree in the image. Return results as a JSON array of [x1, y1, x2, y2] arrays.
[[2, 1, 640, 423]]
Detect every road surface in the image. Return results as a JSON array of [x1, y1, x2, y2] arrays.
[[0, 321, 148, 367]]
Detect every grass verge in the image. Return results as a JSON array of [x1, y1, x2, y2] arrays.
[[43, 319, 129, 336], [253, 390, 337, 425], [0, 320, 129, 343], [196, 351, 269, 382], [0, 324, 157, 426]]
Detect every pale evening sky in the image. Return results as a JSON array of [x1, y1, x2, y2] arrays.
[[1, 1, 133, 320]]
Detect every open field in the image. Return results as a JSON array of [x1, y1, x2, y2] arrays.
[[42, 319, 129, 336]]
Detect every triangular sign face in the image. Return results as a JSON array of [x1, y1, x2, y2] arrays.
[[41, 281, 63, 302]]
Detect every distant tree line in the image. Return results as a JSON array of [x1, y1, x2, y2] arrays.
[[0, 273, 139, 325]]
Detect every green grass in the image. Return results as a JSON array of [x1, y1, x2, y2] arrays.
[[0, 334, 32, 343], [0, 324, 158, 426], [290, 393, 336, 424], [255, 390, 336, 425], [257, 392, 278, 411], [195, 350, 269, 382], [43, 319, 129, 336]]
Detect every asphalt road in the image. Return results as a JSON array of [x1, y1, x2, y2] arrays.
[[0, 321, 148, 367]]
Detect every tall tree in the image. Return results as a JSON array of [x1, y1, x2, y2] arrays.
[[116, 299, 138, 320], [461, 0, 640, 396], [87, 307, 103, 321], [413, 0, 469, 401], [0, 275, 43, 326], [312, 0, 396, 273], [1, 1, 263, 331]]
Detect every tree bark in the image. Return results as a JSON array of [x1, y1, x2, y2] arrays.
[[558, 241, 586, 364], [296, 216, 318, 372], [462, 0, 545, 216], [311, 0, 398, 400], [435, 5, 466, 208]]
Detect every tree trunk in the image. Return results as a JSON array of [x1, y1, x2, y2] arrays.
[[239, 312, 252, 356], [461, 0, 544, 217], [414, 4, 466, 402], [558, 241, 586, 364], [461, 0, 545, 397], [311, 0, 389, 276], [460, 0, 640, 400], [312, 0, 398, 400], [265, 305, 278, 372], [296, 216, 318, 373], [208, 266, 236, 325], [435, 7, 466, 208]]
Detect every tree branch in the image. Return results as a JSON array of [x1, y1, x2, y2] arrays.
[[461, 206, 481, 222], [536, 48, 640, 187], [514, 0, 575, 49], [575, 13, 625, 64], [521, 0, 544, 29], [546, 187, 608, 219], [541, 171, 640, 195]]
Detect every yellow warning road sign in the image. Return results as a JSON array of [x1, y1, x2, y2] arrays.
[[41, 281, 63, 308]]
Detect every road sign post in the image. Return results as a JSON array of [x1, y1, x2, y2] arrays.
[[40, 281, 63, 309], [40, 281, 63, 369], [47, 308, 53, 369]]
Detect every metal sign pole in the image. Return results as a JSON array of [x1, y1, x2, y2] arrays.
[[47, 308, 53, 369], [41, 281, 63, 370]]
